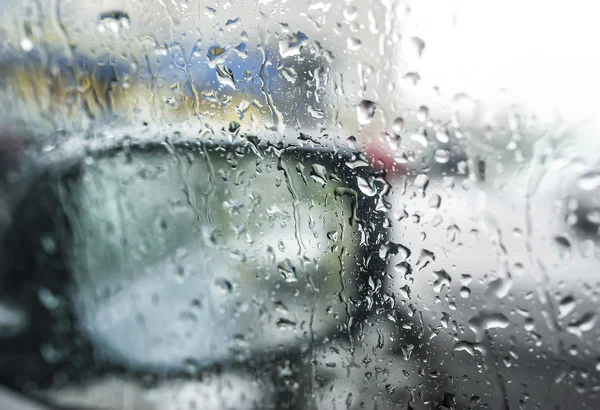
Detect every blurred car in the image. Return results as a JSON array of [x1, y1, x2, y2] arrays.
[[373, 55, 600, 410], [0, 33, 414, 409]]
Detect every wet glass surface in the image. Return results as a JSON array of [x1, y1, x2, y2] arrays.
[[0, 1, 599, 409]]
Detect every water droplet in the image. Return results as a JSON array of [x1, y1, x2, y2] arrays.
[[435, 128, 449, 143], [20, 38, 34, 52], [274, 301, 289, 313], [386, 384, 395, 395], [392, 117, 404, 134], [225, 17, 240, 27], [215, 278, 233, 295], [381, 131, 401, 152], [433, 270, 451, 293], [38, 288, 60, 310], [357, 176, 377, 197], [178, 310, 198, 324], [428, 193, 441, 209], [279, 31, 308, 58], [356, 100, 377, 125], [229, 121, 241, 134], [410, 133, 428, 147], [416, 249, 435, 270], [281, 66, 298, 83], [40, 234, 57, 254], [266, 205, 291, 221], [447, 224, 460, 242], [586, 210, 600, 225], [207, 45, 227, 66], [380, 242, 411, 261], [277, 259, 298, 282], [468, 312, 509, 340], [310, 164, 328, 186], [459, 275, 472, 287], [406, 36, 425, 58], [452, 93, 476, 126], [558, 295, 576, 319], [346, 136, 357, 150], [276, 317, 297, 329], [554, 235, 571, 259], [343, 5, 358, 21], [297, 133, 321, 148], [97, 10, 131, 33], [347, 37, 361, 51], [0, 304, 27, 338], [163, 96, 179, 109], [578, 171, 600, 191], [413, 174, 429, 195], [402, 72, 421, 85], [308, 106, 324, 119], [216, 64, 236, 89], [454, 341, 477, 356], [393, 262, 411, 278], [202, 226, 223, 247], [223, 199, 244, 215], [486, 270, 514, 299], [434, 149, 451, 164], [416, 105, 429, 123], [567, 312, 596, 337], [184, 358, 201, 376]]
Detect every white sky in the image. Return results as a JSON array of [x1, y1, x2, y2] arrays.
[[405, 0, 600, 128]]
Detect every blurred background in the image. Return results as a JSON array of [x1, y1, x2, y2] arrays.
[[0, 0, 600, 409]]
